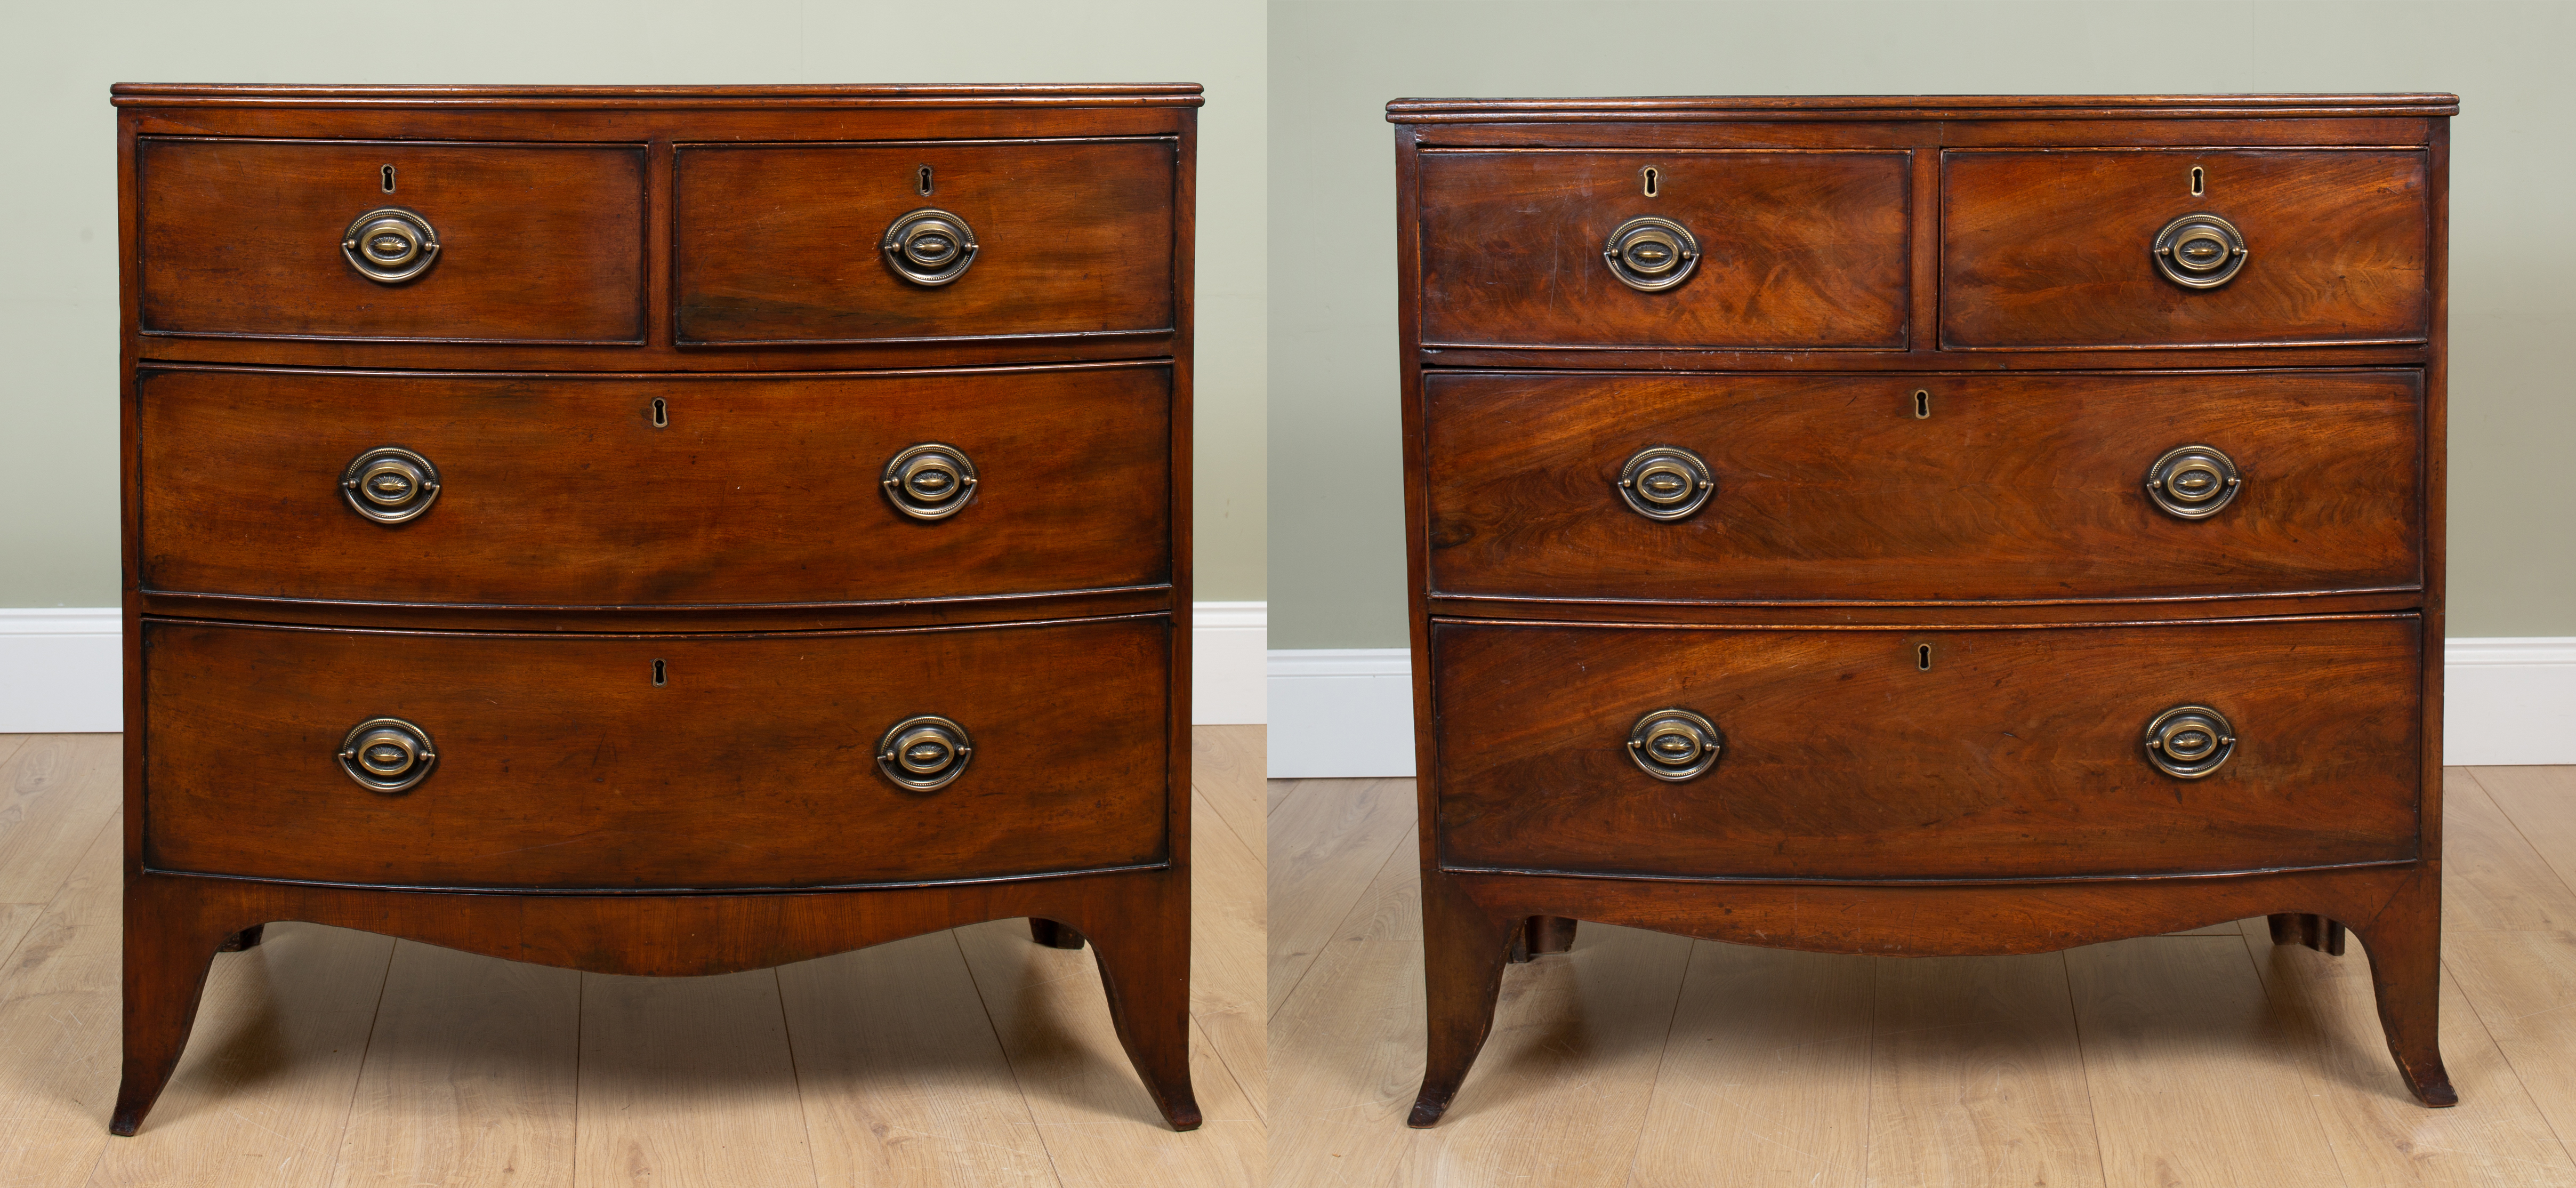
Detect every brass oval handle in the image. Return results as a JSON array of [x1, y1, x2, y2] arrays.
[[339, 717, 437, 793], [341, 207, 440, 284], [882, 208, 979, 286], [878, 715, 974, 791], [1627, 708, 1722, 782], [881, 443, 979, 521], [2144, 705, 2236, 779], [341, 446, 442, 525], [1616, 446, 1714, 521], [2153, 212, 2247, 288], [1603, 216, 1700, 292], [2144, 444, 2241, 519]]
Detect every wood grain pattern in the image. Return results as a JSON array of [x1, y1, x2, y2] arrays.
[[1867, 954, 2104, 1186], [571, 970, 816, 1187], [1415, 149, 1908, 350], [137, 364, 1171, 608], [675, 140, 1174, 344], [0, 734, 122, 903], [138, 138, 645, 343], [1432, 616, 2421, 880], [141, 616, 1170, 889], [1943, 149, 2431, 348], [1424, 368, 2422, 603], [1624, 943, 1872, 1188], [1265, 777, 1414, 1016], [0, 822, 123, 1185]]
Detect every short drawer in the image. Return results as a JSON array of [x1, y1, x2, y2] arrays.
[[674, 139, 1177, 345], [1423, 369, 2421, 604], [142, 616, 1171, 889], [1415, 149, 1909, 350], [1942, 148, 2430, 348], [138, 138, 646, 343], [137, 364, 1170, 607], [1432, 615, 2422, 881]]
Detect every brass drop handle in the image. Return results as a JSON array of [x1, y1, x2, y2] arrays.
[[878, 715, 974, 791], [341, 446, 442, 525], [1627, 708, 1723, 782], [2144, 705, 2236, 779], [2144, 444, 2241, 519], [341, 207, 440, 284], [881, 444, 978, 521], [1603, 216, 1701, 292], [339, 717, 437, 793], [2153, 212, 2247, 288], [882, 208, 979, 286], [1616, 446, 1714, 521]]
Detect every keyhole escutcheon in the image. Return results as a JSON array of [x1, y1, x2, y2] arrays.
[[2189, 165, 2205, 197], [1913, 390, 1931, 420], [381, 164, 396, 193], [917, 165, 935, 196], [1640, 166, 1660, 198], [1917, 644, 1934, 671], [649, 398, 668, 428], [652, 659, 667, 686]]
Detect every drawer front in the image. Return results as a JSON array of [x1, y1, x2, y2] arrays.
[[1432, 616, 2422, 880], [142, 617, 1171, 889], [1942, 149, 2430, 348], [138, 365, 1170, 607], [674, 140, 1176, 344], [1424, 369, 2421, 604], [138, 138, 646, 343], [1415, 149, 1910, 350]]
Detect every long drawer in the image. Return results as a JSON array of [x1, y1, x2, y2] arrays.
[[136, 364, 1171, 607], [1431, 615, 2422, 881], [1422, 369, 2421, 604], [141, 616, 1171, 889]]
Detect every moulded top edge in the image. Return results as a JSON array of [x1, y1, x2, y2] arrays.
[[1386, 93, 2459, 122], [111, 82, 1205, 108]]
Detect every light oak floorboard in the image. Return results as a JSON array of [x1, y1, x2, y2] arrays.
[[2235, 921, 2576, 1185], [954, 919, 1264, 1188], [1194, 726, 1266, 869], [90, 923, 398, 1187], [1869, 953, 2106, 1187], [2473, 766, 2576, 904], [1194, 785, 1269, 1119], [2446, 930, 2576, 1168], [2448, 768, 2576, 932], [0, 818, 123, 1188], [0, 734, 122, 904], [2068, 935, 2342, 1188], [1266, 777, 1303, 818], [776, 931, 1057, 1188], [572, 970, 817, 1188], [1625, 943, 1873, 1188], [328, 941, 579, 1188], [1266, 777, 1414, 1018]]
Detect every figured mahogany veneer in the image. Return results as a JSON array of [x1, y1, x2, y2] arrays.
[[113, 83, 1202, 1137], [1391, 93, 2455, 1126]]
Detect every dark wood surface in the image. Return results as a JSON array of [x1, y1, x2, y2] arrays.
[[138, 363, 1171, 607], [139, 138, 647, 343], [1431, 615, 2422, 879], [1423, 368, 2422, 603], [116, 84, 1201, 1135], [675, 139, 1176, 344], [1942, 149, 2430, 349], [1416, 149, 1909, 350]]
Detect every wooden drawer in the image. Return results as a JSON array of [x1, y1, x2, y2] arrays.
[[1942, 148, 2431, 348], [1431, 615, 2422, 881], [141, 616, 1171, 889], [674, 139, 1177, 345], [1423, 368, 2421, 604], [138, 138, 646, 343], [137, 364, 1170, 607], [1414, 149, 1909, 350]]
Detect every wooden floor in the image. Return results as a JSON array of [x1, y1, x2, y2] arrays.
[[1271, 767, 2576, 1187], [0, 726, 1266, 1188]]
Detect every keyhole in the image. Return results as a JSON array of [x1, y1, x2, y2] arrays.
[[917, 165, 933, 196], [649, 398, 667, 428], [2189, 165, 2204, 197], [1640, 166, 1660, 198], [652, 659, 666, 686], [1917, 644, 1933, 671], [1913, 390, 1931, 420], [381, 164, 396, 193]]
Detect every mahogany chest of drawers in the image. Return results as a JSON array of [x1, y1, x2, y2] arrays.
[[1387, 93, 2457, 1121], [110, 83, 1202, 1134]]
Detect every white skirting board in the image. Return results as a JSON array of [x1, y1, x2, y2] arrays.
[[0, 603, 1272, 734], [1269, 638, 2576, 779]]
